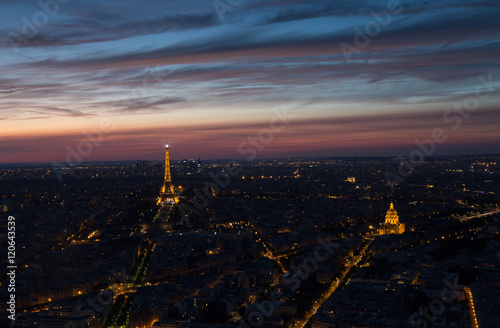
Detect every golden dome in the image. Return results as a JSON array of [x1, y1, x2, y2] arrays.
[[386, 202, 397, 215], [380, 202, 405, 235], [385, 202, 399, 224]]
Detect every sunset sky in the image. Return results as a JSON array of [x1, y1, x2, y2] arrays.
[[1, 0, 499, 163]]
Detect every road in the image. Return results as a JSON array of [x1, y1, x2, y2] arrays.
[[458, 208, 500, 222], [465, 287, 480, 328], [293, 238, 373, 328]]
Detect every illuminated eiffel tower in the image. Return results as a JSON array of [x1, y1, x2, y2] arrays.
[[158, 142, 178, 205]]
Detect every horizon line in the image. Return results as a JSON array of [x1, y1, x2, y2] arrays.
[[1, 153, 499, 166]]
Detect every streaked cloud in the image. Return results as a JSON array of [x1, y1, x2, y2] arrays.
[[0, 0, 499, 162]]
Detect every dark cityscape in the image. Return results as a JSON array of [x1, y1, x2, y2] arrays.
[[1, 152, 499, 327]]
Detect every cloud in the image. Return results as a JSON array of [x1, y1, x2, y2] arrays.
[[261, 0, 397, 24], [0, 0, 499, 162], [1, 107, 94, 121], [0, 11, 218, 49], [115, 96, 186, 113], [0, 87, 30, 96], [37, 107, 93, 117], [1, 106, 499, 163], [18, 4, 498, 85]]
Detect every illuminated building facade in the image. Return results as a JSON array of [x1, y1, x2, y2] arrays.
[[379, 202, 405, 235]]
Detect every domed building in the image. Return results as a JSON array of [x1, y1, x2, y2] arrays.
[[380, 202, 405, 235]]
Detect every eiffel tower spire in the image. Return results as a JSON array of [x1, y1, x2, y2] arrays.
[[164, 141, 172, 182]]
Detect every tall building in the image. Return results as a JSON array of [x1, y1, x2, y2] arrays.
[[309, 165, 315, 178], [158, 143, 178, 204], [379, 202, 405, 235]]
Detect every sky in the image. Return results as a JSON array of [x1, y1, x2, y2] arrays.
[[0, 0, 499, 163]]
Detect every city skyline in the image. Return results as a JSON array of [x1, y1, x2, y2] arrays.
[[1, 0, 500, 163], [2, 154, 499, 327]]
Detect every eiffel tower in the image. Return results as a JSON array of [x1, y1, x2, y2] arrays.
[[158, 142, 178, 205]]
